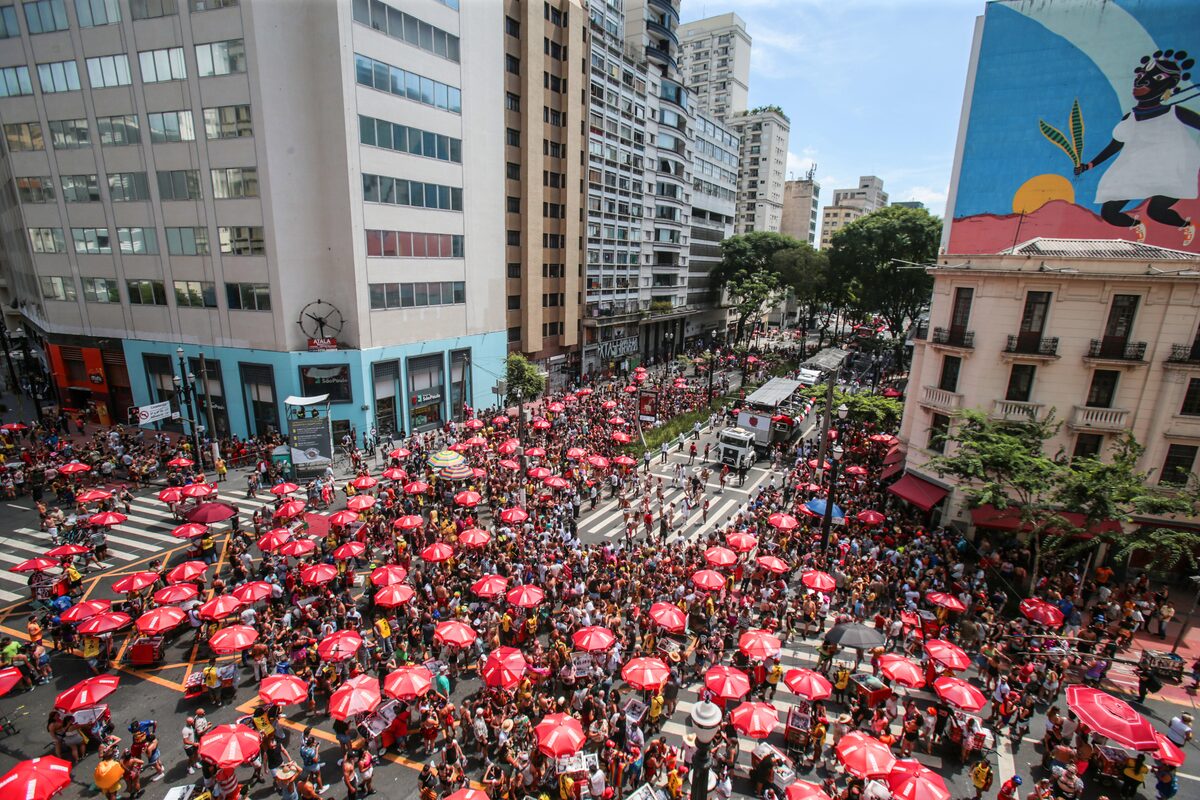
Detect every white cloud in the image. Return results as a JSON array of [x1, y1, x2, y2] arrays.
[[786, 149, 818, 180], [895, 185, 949, 215]]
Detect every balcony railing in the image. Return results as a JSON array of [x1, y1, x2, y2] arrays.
[[921, 385, 963, 412], [1087, 339, 1147, 361], [913, 321, 929, 340], [1070, 405, 1131, 431], [1166, 343, 1200, 364], [991, 399, 1044, 421], [1004, 335, 1059, 357], [931, 327, 975, 348]]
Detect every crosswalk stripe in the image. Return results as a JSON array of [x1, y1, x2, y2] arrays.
[[0, 536, 56, 555]]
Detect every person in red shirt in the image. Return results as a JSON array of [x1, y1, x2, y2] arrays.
[[998, 775, 1022, 800]]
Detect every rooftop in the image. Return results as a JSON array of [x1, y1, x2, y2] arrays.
[[1003, 238, 1199, 261]]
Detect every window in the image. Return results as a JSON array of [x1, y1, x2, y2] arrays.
[[1072, 433, 1104, 461], [129, 0, 176, 19], [368, 281, 464, 309], [505, 54, 519, 75], [148, 110, 194, 142], [505, 128, 519, 147], [218, 226, 265, 255], [108, 172, 150, 201], [506, 230, 520, 246], [364, 230, 463, 258], [60, 174, 99, 202], [226, 282, 271, 310], [938, 355, 961, 393], [1160, 444, 1197, 486], [203, 105, 252, 139], [76, 0, 121, 27], [84, 55, 130, 87], [15, 176, 54, 203], [505, 92, 519, 111], [506, 197, 520, 213], [166, 227, 209, 255], [41, 276, 75, 301], [195, 39, 246, 76], [118, 227, 158, 254], [505, 15, 519, 36], [358, 116, 461, 162], [4, 122, 43, 151], [139, 47, 186, 82], [82, 277, 119, 303], [1086, 370, 1119, 409], [507, 295, 520, 310], [362, 174, 462, 211], [1020, 291, 1051, 335], [157, 170, 202, 200], [48, 119, 90, 149], [37, 60, 81, 93], [1104, 294, 1140, 339], [1005, 364, 1036, 403], [29, 228, 66, 253], [1182, 378, 1200, 416], [189, 0, 237, 10], [0, 66, 32, 96], [353, 53, 462, 113], [211, 167, 258, 199], [97, 114, 139, 146], [352, 0, 461, 62], [0, 5, 18, 38], [506, 163, 520, 180], [506, 262, 520, 278], [928, 413, 950, 454], [72, 227, 112, 254], [174, 280, 217, 308], [24, 0, 68, 33], [508, 326, 521, 342], [127, 279, 167, 305]]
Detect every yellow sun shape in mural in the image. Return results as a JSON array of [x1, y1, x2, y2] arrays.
[[1012, 173, 1075, 214]]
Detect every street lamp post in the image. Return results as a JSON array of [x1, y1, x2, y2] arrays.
[[819, 438, 846, 555], [174, 347, 204, 465], [813, 367, 843, 477], [688, 699, 722, 800], [664, 330, 675, 363]]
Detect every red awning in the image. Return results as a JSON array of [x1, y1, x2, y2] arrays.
[[970, 504, 1122, 538], [881, 462, 904, 481], [883, 446, 906, 465], [887, 474, 948, 511]]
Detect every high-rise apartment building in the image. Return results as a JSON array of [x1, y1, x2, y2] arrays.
[[820, 175, 888, 248], [676, 12, 750, 123], [502, 0, 586, 390], [0, 0, 505, 439], [687, 111, 738, 342], [729, 106, 789, 234], [781, 177, 820, 246]]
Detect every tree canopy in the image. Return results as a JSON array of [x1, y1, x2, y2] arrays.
[[505, 353, 545, 403]]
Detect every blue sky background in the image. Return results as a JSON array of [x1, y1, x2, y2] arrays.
[[678, 0, 982, 220]]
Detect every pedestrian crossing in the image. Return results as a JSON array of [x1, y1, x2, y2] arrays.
[[0, 486, 277, 604]]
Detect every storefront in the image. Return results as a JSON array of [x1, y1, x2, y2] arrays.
[[407, 354, 445, 432], [372, 361, 400, 435], [188, 357, 230, 437], [45, 341, 131, 426], [238, 363, 280, 436], [449, 349, 470, 421], [142, 353, 182, 433]]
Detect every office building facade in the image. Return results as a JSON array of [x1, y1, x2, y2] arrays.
[[781, 178, 820, 246], [676, 12, 750, 123], [729, 106, 789, 234], [687, 110, 737, 343], [820, 175, 888, 247]]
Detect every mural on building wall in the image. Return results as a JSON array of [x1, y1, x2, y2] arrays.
[[948, 0, 1200, 254]]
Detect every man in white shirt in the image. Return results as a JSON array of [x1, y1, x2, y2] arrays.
[[1166, 713, 1193, 746]]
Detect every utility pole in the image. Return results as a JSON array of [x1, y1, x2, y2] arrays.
[[198, 353, 220, 461], [814, 364, 840, 472]]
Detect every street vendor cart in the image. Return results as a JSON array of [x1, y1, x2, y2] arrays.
[[358, 698, 406, 753], [751, 742, 797, 793], [851, 672, 892, 708], [947, 710, 994, 762], [1093, 745, 1130, 785], [1139, 649, 1185, 682], [784, 702, 812, 762], [128, 636, 166, 666]]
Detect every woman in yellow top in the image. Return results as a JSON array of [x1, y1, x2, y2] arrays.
[[1121, 754, 1149, 799]]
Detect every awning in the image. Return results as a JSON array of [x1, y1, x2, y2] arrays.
[[970, 504, 1123, 538], [881, 462, 904, 481], [887, 473, 948, 511], [284, 394, 330, 406], [883, 446, 906, 465]]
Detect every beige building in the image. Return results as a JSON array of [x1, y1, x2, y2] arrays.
[[729, 106, 789, 234], [781, 178, 820, 246], [820, 175, 887, 248], [676, 12, 751, 123], [896, 238, 1200, 530]]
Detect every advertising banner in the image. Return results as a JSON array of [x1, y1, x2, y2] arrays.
[[289, 416, 333, 477], [637, 390, 658, 424], [299, 365, 352, 403]]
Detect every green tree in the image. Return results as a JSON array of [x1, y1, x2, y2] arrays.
[[505, 352, 545, 404], [713, 231, 805, 288], [725, 269, 783, 345], [827, 206, 941, 350], [771, 243, 830, 324], [800, 386, 903, 427]]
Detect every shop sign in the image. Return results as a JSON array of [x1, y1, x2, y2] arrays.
[[299, 364, 352, 402], [307, 338, 338, 351], [412, 390, 442, 405], [597, 336, 640, 360], [638, 390, 658, 424]]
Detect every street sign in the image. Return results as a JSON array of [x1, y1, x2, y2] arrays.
[[136, 400, 172, 425]]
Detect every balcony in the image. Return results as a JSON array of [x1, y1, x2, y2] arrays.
[[1164, 343, 1200, 368], [646, 19, 679, 48], [1069, 405, 1132, 432], [1003, 335, 1059, 358], [930, 327, 974, 349], [645, 44, 678, 72], [1085, 338, 1147, 363], [920, 385, 963, 412], [912, 321, 929, 340], [991, 399, 1045, 421]]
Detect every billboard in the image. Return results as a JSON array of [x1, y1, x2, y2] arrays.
[[289, 416, 333, 477], [947, 0, 1200, 255]]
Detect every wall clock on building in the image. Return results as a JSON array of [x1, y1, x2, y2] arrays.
[[298, 300, 344, 350]]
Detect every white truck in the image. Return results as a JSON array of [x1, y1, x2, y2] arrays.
[[717, 427, 757, 469], [734, 377, 808, 452]]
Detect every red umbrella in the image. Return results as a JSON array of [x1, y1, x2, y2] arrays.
[[730, 702, 779, 738], [75, 489, 112, 503], [727, 531, 758, 552], [278, 538, 315, 558], [806, 459, 831, 471], [1065, 685, 1157, 751], [209, 625, 259, 654], [274, 499, 306, 518], [525, 446, 546, 457], [387, 447, 411, 459], [547, 402, 565, 414], [879, 654, 925, 688], [181, 483, 216, 499], [613, 455, 636, 467], [572, 626, 616, 652], [704, 546, 738, 568], [856, 510, 885, 525], [393, 514, 424, 530], [587, 455, 610, 469], [544, 476, 570, 490], [11, 557, 59, 573], [44, 544, 90, 558], [370, 565, 408, 586], [257, 528, 292, 551], [330, 675, 381, 720], [186, 502, 238, 524], [158, 486, 182, 503], [739, 629, 782, 660], [166, 560, 207, 584], [88, 511, 127, 527], [496, 439, 519, 455], [317, 630, 363, 661], [300, 564, 338, 586], [576, 388, 594, 396], [258, 674, 309, 706], [757, 555, 790, 574], [375, 584, 416, 607], [607, 416, 627, 426], [932, 676, 986, 711], [768, 512, 799, 531], [199, 595, 243, 621], [482, 646, 528, 689], [332, 541, 366, 560], [384, 666, 433, 700], [59, 599, 111, 623], [0, 666, 23, 696], [403, 481, 430, 494], [345, 496, 374, 512], [1153, 731, 1186, 767], [171, 523, 208, 540], [77, 612, 132, 635], [705, 665, 751, 700], [836, 731, 896, 778], [458, 528, 491, 548], [623, 385, 637, 393], [784, 668, 832, 700], [492, 415, 510, 426], [506, 584, 545, 607], [472, 574, 508, 598], [435, 620, 478, 648], [381, 467, 408, 481], [924, 639, 971, 671], [199, 724, 261, 768], [55, 675, 120, 711], [611, 432, 632, 444], [527, 467, 551, 480], [350, 475, 378, 490], [801, 570, 836, 593], [1019, 597, 1065, 627], [622, 657, 671, 690], [454, 490, 482, 507], [232, 581, 272, 603], [168, 456, 195, 468], [0, 422, 26, 431], [649, 602, 687, 633], [692, 569, 726, 591], [464, 418, 486, 429], [499, 507, 528, 524], [786, 782, 833, 800], [135, 607, 186, 635], [111, 571, 158, 593], [926, 591, 966, 612], [497, 459, 520, 470], [535, 713, 586, 757], [270, 482, 300, 495], [420, 542, 455, 562], [154, 584, 198, 604], [531, 419, 551, 431], [57, 462, 91, 475], [0, 757, 73, 800], [888, 759, 951, 800]]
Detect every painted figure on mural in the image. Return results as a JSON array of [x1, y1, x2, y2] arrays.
[[1075, 50, 1200, 245]]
